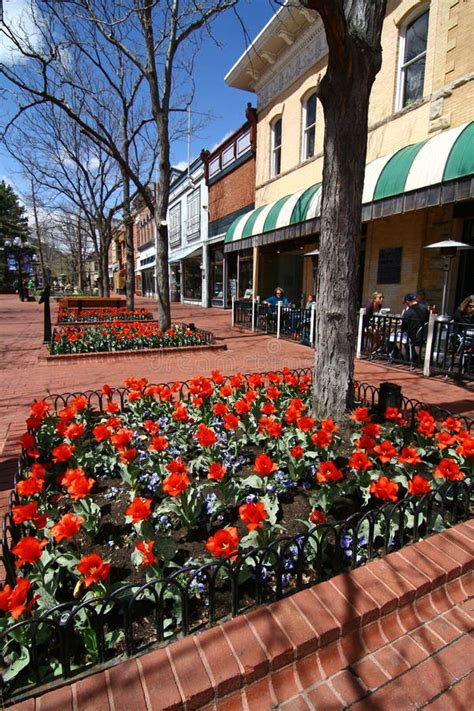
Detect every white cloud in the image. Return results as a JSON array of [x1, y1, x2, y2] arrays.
[[0, 0, 42, 64], [209, 130, 234, 153]]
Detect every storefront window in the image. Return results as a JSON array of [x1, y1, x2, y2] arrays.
[[211, 248, 224, 306], [238, 256, 253, 298], [141, 268, 155, 297], [183, 257, 202, 300], [170, 265, 181, 302]]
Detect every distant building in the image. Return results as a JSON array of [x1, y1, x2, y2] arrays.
[[133, 186, 157, 297], [166, 158, 208, 305]]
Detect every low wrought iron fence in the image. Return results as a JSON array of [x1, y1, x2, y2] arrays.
[[1, 370, 472, 702], [1, 483, 471, 701]]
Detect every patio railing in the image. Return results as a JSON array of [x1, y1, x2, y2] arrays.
[[356, 310, 473, 381], [233, 299, 316, 345], [232, 300, 473, 381]]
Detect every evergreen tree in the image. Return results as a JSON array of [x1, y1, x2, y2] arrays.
[[0, 180, 28, 242]]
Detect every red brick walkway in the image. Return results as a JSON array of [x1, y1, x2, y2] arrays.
[[1, 293, 473, 710]]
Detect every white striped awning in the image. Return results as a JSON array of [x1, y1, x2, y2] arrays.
[[225, 121, 474, 249]]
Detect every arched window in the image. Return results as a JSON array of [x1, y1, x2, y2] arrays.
[[397, 7, 429, 110], [271, 116, 282, 177], [302, 92, 317, 160]]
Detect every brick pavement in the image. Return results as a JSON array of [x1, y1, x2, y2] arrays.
[[1, 293, 473, 709]]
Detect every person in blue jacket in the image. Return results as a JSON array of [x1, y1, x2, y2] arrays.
[[263, 286, 289, 306]]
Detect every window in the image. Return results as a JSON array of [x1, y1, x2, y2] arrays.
[[169, 204, 181, 246], [397, 8, 429, 109], [237, 130, 251, 156], [209, 156, 220, 177], [271, 117, 282, 177], [222, 144, 235, 167], [186, 187, 200, 240], [302, 92, 317, 160]]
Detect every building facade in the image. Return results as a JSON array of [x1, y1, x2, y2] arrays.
[[167, 158, 208, 306], [201, 104, 257, 306], [132, 186, 156, 297], [224, 0, 474, 314]]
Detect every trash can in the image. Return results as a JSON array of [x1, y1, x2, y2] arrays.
[[378, 382, 402, 412]]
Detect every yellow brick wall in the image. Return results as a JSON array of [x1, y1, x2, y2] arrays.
[[363, 206, 465, 314], [255, 59, 326, 205], [255, 0, 474, 207]]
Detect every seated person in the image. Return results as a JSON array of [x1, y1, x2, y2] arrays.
[[451, 295, 474, 373], [364, 291, 385, 353], [305, 294, 316, 310], [401, 293, 429, 361], [453, 294, 474, 326], [263, 286, 289, 306], [364, 291, 384, 319]]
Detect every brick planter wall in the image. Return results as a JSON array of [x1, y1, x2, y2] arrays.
[[40, 343, 227, 363], [8, 520, 473, 710]]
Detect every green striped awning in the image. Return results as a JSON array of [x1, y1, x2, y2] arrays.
[[225, 121, 474, 247]]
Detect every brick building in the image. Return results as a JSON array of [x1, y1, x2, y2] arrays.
[[132, 186, 156, 297], [224, 0, 474, 314], [201, 103, 257, 306]]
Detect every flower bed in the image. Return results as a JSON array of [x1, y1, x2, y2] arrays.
[[57, 307, 154, 324], [49, 322, 211, 355], [1, 370, 472, 698]]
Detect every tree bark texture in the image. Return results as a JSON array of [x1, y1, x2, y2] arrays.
[[121, 170, 135, 310], [302, 0, 386, 420]]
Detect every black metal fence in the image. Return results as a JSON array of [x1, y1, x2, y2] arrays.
[[360, 314, 473, 380], [1, 483, 471, 701], [1, 370, 473, 702], [233, 301, 473, 381], [234, 300, 316, 344]]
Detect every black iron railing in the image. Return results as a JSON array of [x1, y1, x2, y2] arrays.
[[233, 302, 474, 381], [360, 313, 473, 380], [1, 482, 471, 700], [234, 301, 316, 345]]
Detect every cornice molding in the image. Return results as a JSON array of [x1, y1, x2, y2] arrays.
[[255, 22, 327, 110]]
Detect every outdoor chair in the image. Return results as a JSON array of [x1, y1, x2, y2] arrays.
[[446, 327, 474, 377], [406, 323, 428, 369]]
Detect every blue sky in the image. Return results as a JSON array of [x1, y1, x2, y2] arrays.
[[173, 0, 278, 166], [0, 0, 277, 202]]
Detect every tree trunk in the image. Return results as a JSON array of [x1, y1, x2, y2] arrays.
[[122, 171, 135, 310], [303, 0, 386, 420], [155, 216, 171, 328], [154, 120, 171, 329], [31, 180, 47, 286], [77, 213, 83, 292], [100, 247, 110, 297]]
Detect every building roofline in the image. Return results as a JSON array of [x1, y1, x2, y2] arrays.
[[224, 2, 289, 88]]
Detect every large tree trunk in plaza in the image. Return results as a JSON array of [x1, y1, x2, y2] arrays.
[[302, 0, 386, 420]]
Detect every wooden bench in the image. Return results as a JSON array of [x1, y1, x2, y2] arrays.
[[58, 297, 127, 310]]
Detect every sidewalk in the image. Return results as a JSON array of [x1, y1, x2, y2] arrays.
[[1, 293, 472, 709]]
